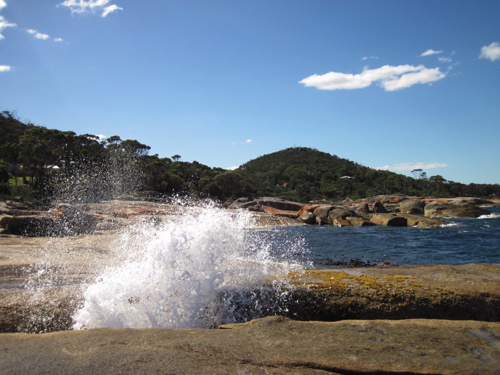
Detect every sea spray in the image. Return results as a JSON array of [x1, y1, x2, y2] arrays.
[[72, 203, 307, 329]]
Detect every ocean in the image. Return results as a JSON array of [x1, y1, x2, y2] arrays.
[[271, 206, 500, 267]]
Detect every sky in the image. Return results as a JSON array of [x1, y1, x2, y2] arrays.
[[1, 0, 499, 184]]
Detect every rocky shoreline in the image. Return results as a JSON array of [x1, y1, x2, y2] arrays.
[[1, 197, 499, 373], [1, 195, 498, 237], [229, 195, 499, 228]]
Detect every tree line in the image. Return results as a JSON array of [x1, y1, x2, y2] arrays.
[[1, 111, 499, 205]]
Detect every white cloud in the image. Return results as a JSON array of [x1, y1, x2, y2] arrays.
[[361, 56, 379, 60], [0, 15, 16, 39], [0, 65, 11, 72], [299, 64, 446, 92], [59, 0, 123, 17], [35, 32, 50, 40], [377, 162, 449, 172], [226, 166, 239, 171], [479, 42, 500, 62], [380, 67, 446, 91], [420, 49, 443, 57], [0, 0, 6, 10], [27, 29, 50, 40], [54, 37, 64, 42], [102, 4, 122, 17], [245, 139, 252, 144], [438, 57, 452, 63]]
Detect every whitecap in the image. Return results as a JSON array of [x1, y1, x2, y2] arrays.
[[477, 213, 500, 220]]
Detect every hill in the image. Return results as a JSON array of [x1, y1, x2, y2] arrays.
[[1, 111, 499, 204], [236, 147, 499, 202]]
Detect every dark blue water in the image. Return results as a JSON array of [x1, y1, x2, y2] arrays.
[[270, 207, 500, 267]]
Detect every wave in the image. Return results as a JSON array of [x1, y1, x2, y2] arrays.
[[72, 203, 306, 330], [478, 213, 500, 220]]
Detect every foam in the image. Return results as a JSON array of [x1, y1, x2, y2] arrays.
[[72, 204, 305, 329]]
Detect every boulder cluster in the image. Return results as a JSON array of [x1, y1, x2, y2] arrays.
[[229, 196, 495, 228]]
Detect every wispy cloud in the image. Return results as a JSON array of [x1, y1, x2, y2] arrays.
[[27, 29, 65, 42], [479, 42, 500, 62], [27, 29, 50, 40], [226, 166, 239, 171], [0, 65, 11, 72], [361, 56, 379, 60], [245, 139, 252, 144], [0, 15, 16, 40], [102, 4, 122, 17], [299, 64, 446, 92], [438, 57, 452, 63], [377, 162, 449, 172], [420, 49, 443, 57], [59, 0, 123, 17]]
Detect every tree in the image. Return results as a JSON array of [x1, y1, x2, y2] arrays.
[[121, 139, 151, 157], [172, 154, 181, 162]]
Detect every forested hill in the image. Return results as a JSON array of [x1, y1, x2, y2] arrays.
[[236, 147, 500, 202], [1, 111, 499, 204]]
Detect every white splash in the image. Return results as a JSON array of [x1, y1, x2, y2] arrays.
[[440, 222, 459, 228], [477, 213, 500, 220], [72, 204, 305, 329]]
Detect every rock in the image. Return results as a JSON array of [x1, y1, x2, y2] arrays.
[[259, 197, 304, 212], [398, 213, 445, 228], [261, 206, 299, 219], [357, 202, 370, 214], [299, 211, 316, 224], [287, 264, 500, 322], [399, 199, 425, 214], [345, 217, 375, 227], [0, 215, 12, 229], [333, 218, 351, 227], [4, 216, 57, 236], [56, 207, 98, 235], [297, 204, 320, 216], [369, 213, 407, 226], [313, 205, 335, 225], [1, 317, 499, 375], [328, 208, 357, 222], [372, 201, 388, 213], [228, 198, 260, 210], [424, 201, 491, 218]]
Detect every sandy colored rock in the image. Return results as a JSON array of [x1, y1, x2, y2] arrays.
[[398, 213, 445, 228], [425, 201, 490, 218], [400, 199, 426, 214], [299, 211, 316, 224], [345, 216, 374, 226], [1, 316, 499, 374], [369, 213, 407, 226], [287, 264, 500, 322]]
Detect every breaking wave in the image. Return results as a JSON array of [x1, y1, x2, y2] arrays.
[[72, 203, 306, 329]]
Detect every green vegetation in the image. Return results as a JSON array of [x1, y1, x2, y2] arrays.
[[1, 110, 499, 205], [237, 147, 500, 201]]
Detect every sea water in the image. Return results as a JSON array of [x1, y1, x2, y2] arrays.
[[295, 206, 500, 267]]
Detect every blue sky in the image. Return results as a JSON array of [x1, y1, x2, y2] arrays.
[[1, 0, 499, 184]]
